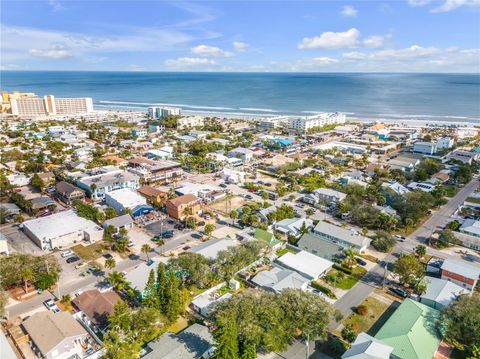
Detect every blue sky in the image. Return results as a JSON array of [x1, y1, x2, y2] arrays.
[[1, 0, 479, 72]]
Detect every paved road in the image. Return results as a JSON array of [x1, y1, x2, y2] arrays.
[[408, 175, 479, 243]]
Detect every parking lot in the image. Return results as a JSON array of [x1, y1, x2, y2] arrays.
[[1, 224, 43, 255]]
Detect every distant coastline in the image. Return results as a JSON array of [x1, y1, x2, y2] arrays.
[[2, 71, 479, 125]]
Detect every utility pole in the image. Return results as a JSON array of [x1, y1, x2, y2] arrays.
[[305, 333, 310, 359]]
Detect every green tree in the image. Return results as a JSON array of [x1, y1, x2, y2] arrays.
[[105, 207, 117, 220], [186, 216, 197, 229], [371, 231, 396, 252], [169, 253, 216, 289], [204, 223, 215, 239], [156, 263, 168, 307], [229, 210, 238, 225], [414, 245, 427, 258], [393, 253, 425, 286], [105, 257, 116, 270], [0, 289, 9, 320], [439, 293, 480, 356], [0, 207, 11, 224], [165, 269, 180, 322], [213, 314, 239, 359], [107, 271, 128, 291], [30, 173, 45, 192], [342, 249, 357, 269], [141, 244, 152, 262], [240, 341, 256, 359], [19, 267, 34, 293]]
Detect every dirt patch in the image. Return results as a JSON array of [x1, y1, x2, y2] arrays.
[[208, 196, 249, 216]]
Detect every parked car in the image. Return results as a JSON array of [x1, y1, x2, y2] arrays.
[[43, 299, 60, 313], [245, 194, 253, 200], [219, 183, 227, 188], [394, 235, 406, 242], [127, 240, 134, 247], [197, 221, 206, 226], [103, 253, 113, 259], [389, 287, 409, 298], [66, 256, 80, 264], [61, 250, 74, 258], [75, 261, 87, 269], [355, 257, 367, 266]]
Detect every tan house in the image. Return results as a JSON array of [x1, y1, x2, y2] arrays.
[[137, 185, 169, 207], [72, 290, 120, 330], [22, 311, 88, 359], [166, 194, 200, 220], [38, 171, 55, 185]]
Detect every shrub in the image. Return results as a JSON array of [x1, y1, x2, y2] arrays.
[[341, 324, 357, 343], [356, 305, 368, 316], [333, 264, 352, 275], [311, 281, 336, 299], [371, 231, 396, 252]]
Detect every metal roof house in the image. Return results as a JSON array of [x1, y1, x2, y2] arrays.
[[375, 299, 442, 359]]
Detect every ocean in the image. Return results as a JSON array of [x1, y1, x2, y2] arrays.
[[1, 71, 479, 123]]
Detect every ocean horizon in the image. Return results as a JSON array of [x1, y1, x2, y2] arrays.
[[1, 71, 479, 123]]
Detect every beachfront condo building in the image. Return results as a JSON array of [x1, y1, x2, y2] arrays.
[[9, 94, 93, 116], [288, 112, 346, 133], [148, 106, 181, 119]]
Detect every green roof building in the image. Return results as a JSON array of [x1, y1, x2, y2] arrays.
[[375, 299, 442, 359], [254, 228, 282, 249]]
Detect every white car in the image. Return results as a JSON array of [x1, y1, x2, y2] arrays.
[[61, 250, 74, 257], [43, 299, 60, 313], [394, 235, 406, 242]]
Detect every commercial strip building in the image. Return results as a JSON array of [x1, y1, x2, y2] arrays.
[[127, 158, 183, 184], [288, 112, 346, 133], [22, 210, 103, 250], [10, 94, 93, 116], [105, 188, 153, 217]]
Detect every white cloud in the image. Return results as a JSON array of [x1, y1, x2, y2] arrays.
[[362, 35, 387, 48], [1, 24, 194, 61], [312, 57, 339, 64], [191, 44, 233, 57], [29, 45, 72, 59], [164, 57, 215, 67], [299, 28, 386, 49], [340, 5, 358, 17], [408, 0, 480, 12], [233, 41, 249, 52], [343, 45, 441, 61], [299, 28, 360, 49]]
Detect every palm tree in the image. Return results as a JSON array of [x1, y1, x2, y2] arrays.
[[0, 207, 11, 224], [225, 192, 234, 214], [20, 267, 34, 293], [105, 257, 116, 270], [107, 271, 127, 291], [229, 210, 238, 225], [141, 244, 152, 262], [156, 239, 165, 255], [342, 249, 357, 270]]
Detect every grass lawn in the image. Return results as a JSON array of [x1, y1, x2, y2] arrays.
[[443, 185, 459, 198], [323, 266, 367, 290], [276, 247, 296, 257], [166, 316, 188, 334], [71, 242, 107, 261], [340, 297, 396, 336]]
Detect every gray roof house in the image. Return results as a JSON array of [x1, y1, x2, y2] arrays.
[[103, 214, 134, 232], [251, 266, 310, 293], [460, 218, 480, 238], [420, 277, 468, 310], [341, 332, 393, 359], [273, 217, 313, 237], [143, 324, 213, 359], [313, 221, 371, 252], [22, 311, 88, 359]]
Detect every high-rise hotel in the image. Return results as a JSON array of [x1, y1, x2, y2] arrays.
[[6, 93, 94, 116]]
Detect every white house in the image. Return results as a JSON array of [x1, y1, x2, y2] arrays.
[[274, 218, 313, 238], [105, 188, 153, 217], [413, 142, 437, 155], [227, 147, 254, 162], [342, 332, 393, 359], [276, 251, 333, 280], [313, 221, 371, 252]]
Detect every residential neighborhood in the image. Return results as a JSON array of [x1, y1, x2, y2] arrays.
[[0, 99, 479, 359]]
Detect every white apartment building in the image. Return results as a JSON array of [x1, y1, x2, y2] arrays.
[[288, 112, 346, 132], [10, 95, 94, 116], [413, 141, 437, 155], [177, 115, 204, 129], [436, 136, 454, 151], [148, 106, 181, 119], [257, 116, 289, 130]]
